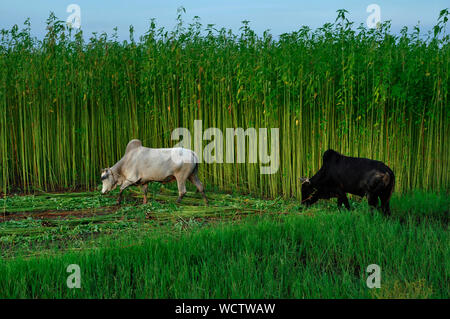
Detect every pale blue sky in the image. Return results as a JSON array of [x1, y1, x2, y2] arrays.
[[1, 1, 448, 40]]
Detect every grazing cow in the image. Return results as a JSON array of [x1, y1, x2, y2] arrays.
[[300, 149, 395, 215], [101, 139, 207, 205]]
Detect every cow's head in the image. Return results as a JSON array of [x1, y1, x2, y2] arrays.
[[100, 168, 118, 194], [300, 178, 319, 206]]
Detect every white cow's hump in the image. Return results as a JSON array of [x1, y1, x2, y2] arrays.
[[125, 139, 143, 154]]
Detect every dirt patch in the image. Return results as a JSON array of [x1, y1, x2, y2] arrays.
[[0, 206, 119, 222]]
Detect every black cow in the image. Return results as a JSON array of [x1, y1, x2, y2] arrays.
[[300, 149, 395, 215]]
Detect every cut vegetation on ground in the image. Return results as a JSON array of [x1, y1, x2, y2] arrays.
[[0, 188, 448, 298]]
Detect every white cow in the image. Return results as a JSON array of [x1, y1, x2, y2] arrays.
[[101, 139, 207, 205]]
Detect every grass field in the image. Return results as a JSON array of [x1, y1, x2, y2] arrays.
[[0, 186, 448, 298]]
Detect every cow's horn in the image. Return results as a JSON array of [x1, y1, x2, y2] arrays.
[[300, 177, 310, 184]]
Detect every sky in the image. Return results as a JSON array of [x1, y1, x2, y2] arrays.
[[0, 0, 448, 40]]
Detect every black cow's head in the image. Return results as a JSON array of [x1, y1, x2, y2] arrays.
[[300, 178, 319, 206]]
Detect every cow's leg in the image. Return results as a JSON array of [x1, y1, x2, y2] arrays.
[[117, 191, 122, 205], [367, 193, 379, 210], [379, 191, 392, 216], [189, 174, 208, 205], [117, 180, 134, 205], [339, 195, 350, 210], [175, 178, 187, 204], [336, 190, 350, 210], [142, 184, 149, 204], [380, 199, 391, 216]]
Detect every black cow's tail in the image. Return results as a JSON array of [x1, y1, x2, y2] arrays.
[[387, 168, 395, 200], [380, 168, 395, 216]]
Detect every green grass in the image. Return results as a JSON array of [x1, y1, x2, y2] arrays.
[[0, 9, 449, 196], [0, 189, 448, 298]]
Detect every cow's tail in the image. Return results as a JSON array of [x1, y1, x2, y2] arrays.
[[388, 170, 395, 200], [377, 168, 395, 216], [382, 168, 395, 203], [191, 161, 199, 176], [190, 151, 200, 176]]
